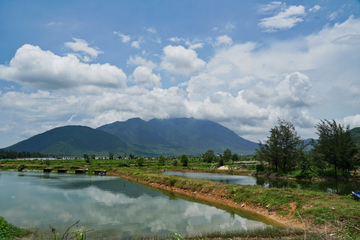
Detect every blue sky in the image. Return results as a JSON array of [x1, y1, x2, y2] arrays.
[[1, 0, 360, 148]]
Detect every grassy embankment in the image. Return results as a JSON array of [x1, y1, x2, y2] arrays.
[[0, 216, 30, 239], [1, 158, 360, 239]]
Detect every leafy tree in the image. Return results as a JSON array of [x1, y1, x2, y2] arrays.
[[117, 155, 122, 159], [83, 154, 89, 161], [180, 154, 188, 167], [158, 155, 166, 166], [202, 150, 215, 163], [223, 149, 232, 162], [136, 157, 144, 167], [312, 120, 358, 178], [90, 153, 96, 160], [231, 153, 239, 162], [109, 152, 114, 160], [129, 154, 135, 159], [258, 119, 305, 171]]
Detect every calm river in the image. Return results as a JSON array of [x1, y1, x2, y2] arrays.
[[0, 171, 269, 239], [162, 171, 360, 195]]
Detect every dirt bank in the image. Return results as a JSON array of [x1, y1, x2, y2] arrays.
[[108, 171, 305, 230]]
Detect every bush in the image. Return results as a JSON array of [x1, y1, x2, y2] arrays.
[[17, 164, 26, 171], [256, 164, 265, 173], [0, 216, 30, 239], [136, 157, 144, 167], [172, 160, 178, 166], [180, 154, 188, 167], [158, 155, 166, 166], [44, 159, 51, 166]]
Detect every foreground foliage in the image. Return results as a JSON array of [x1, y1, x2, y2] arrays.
[[0, 216, 30, 240]]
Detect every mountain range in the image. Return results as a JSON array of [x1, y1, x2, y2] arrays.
[[4, 118, 258, 156]]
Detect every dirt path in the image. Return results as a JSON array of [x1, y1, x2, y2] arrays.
[[108, 171, 306, 230]]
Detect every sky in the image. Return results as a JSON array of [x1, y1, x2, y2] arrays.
[[1, 0, 360, 148]]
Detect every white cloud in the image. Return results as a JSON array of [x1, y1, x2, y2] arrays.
[[131, 41, 140, 49], [169, 37, 181, 42], [146, 27, 156, 34], [328, 12, 338, 21], [309, 5, 321, 13], [113, 31, 131, 43], [258, 5, 306, 32], [131, 66, 161, 88], [127, 55, 157, 69], [0, 44, 127, 90], [188, 43, 204, 49], [215, 35, 233, 46], [64, 38, 103, 60], [257, 1, 284, 14], [160, 45, 206, 76], [2, 17, 360, 147]]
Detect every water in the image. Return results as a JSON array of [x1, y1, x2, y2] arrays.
[[162, 171, 360, 195], [0, 171, 268, 239]]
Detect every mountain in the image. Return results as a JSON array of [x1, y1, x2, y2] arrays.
[[97, 117, 258, 155], [4, 125, 153, 156], [350, 127, 360, 145]]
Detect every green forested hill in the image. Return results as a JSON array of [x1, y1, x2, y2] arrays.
[[4, 125, 153, 156], [97, 117, 258, 155], [350, 127, 360, 145]]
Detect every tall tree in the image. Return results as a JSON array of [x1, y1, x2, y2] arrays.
[[258, 119, 305, 171], [202, 150, 215, 163], [223, 148, 232, 162], [312, 120, 358, 178]]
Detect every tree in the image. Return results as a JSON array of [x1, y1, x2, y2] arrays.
[[83, 154, 90, 163], [258, 119, 305, 172], [136, 157, 144, 167], [312, 120, 358, 178], [109, 152, 114, 160], [158, 155, 166, 166], [231, 154, 239, 162], [90, 153, 96, 160], [223, 149, 232, 162], [180, 154, 188, 167], [202, 150, 215, 163]]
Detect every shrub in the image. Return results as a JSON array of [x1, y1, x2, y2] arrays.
[[172, 160, 178, 166], [136, 157, 144, 167], [17, 164, 26, 171], [256, 164, 265, 173], [158, 155, 166, 166], [180, 154, 188, 167]]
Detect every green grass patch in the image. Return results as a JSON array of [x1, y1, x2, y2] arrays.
[[0, 216, 30, 240]]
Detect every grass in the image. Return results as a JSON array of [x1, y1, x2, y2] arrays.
[[0, 216, 30, 240]]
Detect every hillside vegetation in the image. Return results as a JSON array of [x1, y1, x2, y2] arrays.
[[98, 117, 257, 155]]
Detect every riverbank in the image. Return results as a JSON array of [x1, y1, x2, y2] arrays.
[[111, 168, 360, 239]]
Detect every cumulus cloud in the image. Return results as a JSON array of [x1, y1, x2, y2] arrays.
[[127, 55, 157, 69], [0, 44, 127, 90], [160, 45, 206, 76], [2, 16, 360, 148], [113, 31, 131, 43], [215, 35, 233, 46], [257, 1, 284, 14], [169, 37, 181, 42], [131, 66, 161, 88], [146, 27, 156, 34], [309, 5, 321, 13], [258, 4, 306, 32], [64, 38, 103, 61]]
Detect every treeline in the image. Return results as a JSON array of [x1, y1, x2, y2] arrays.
[[255, 119, 360, 179], [0, 149, 51, 159]]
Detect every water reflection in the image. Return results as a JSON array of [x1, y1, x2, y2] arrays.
[[163, 171, 360, 195], [0, 171, 268, 239]]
